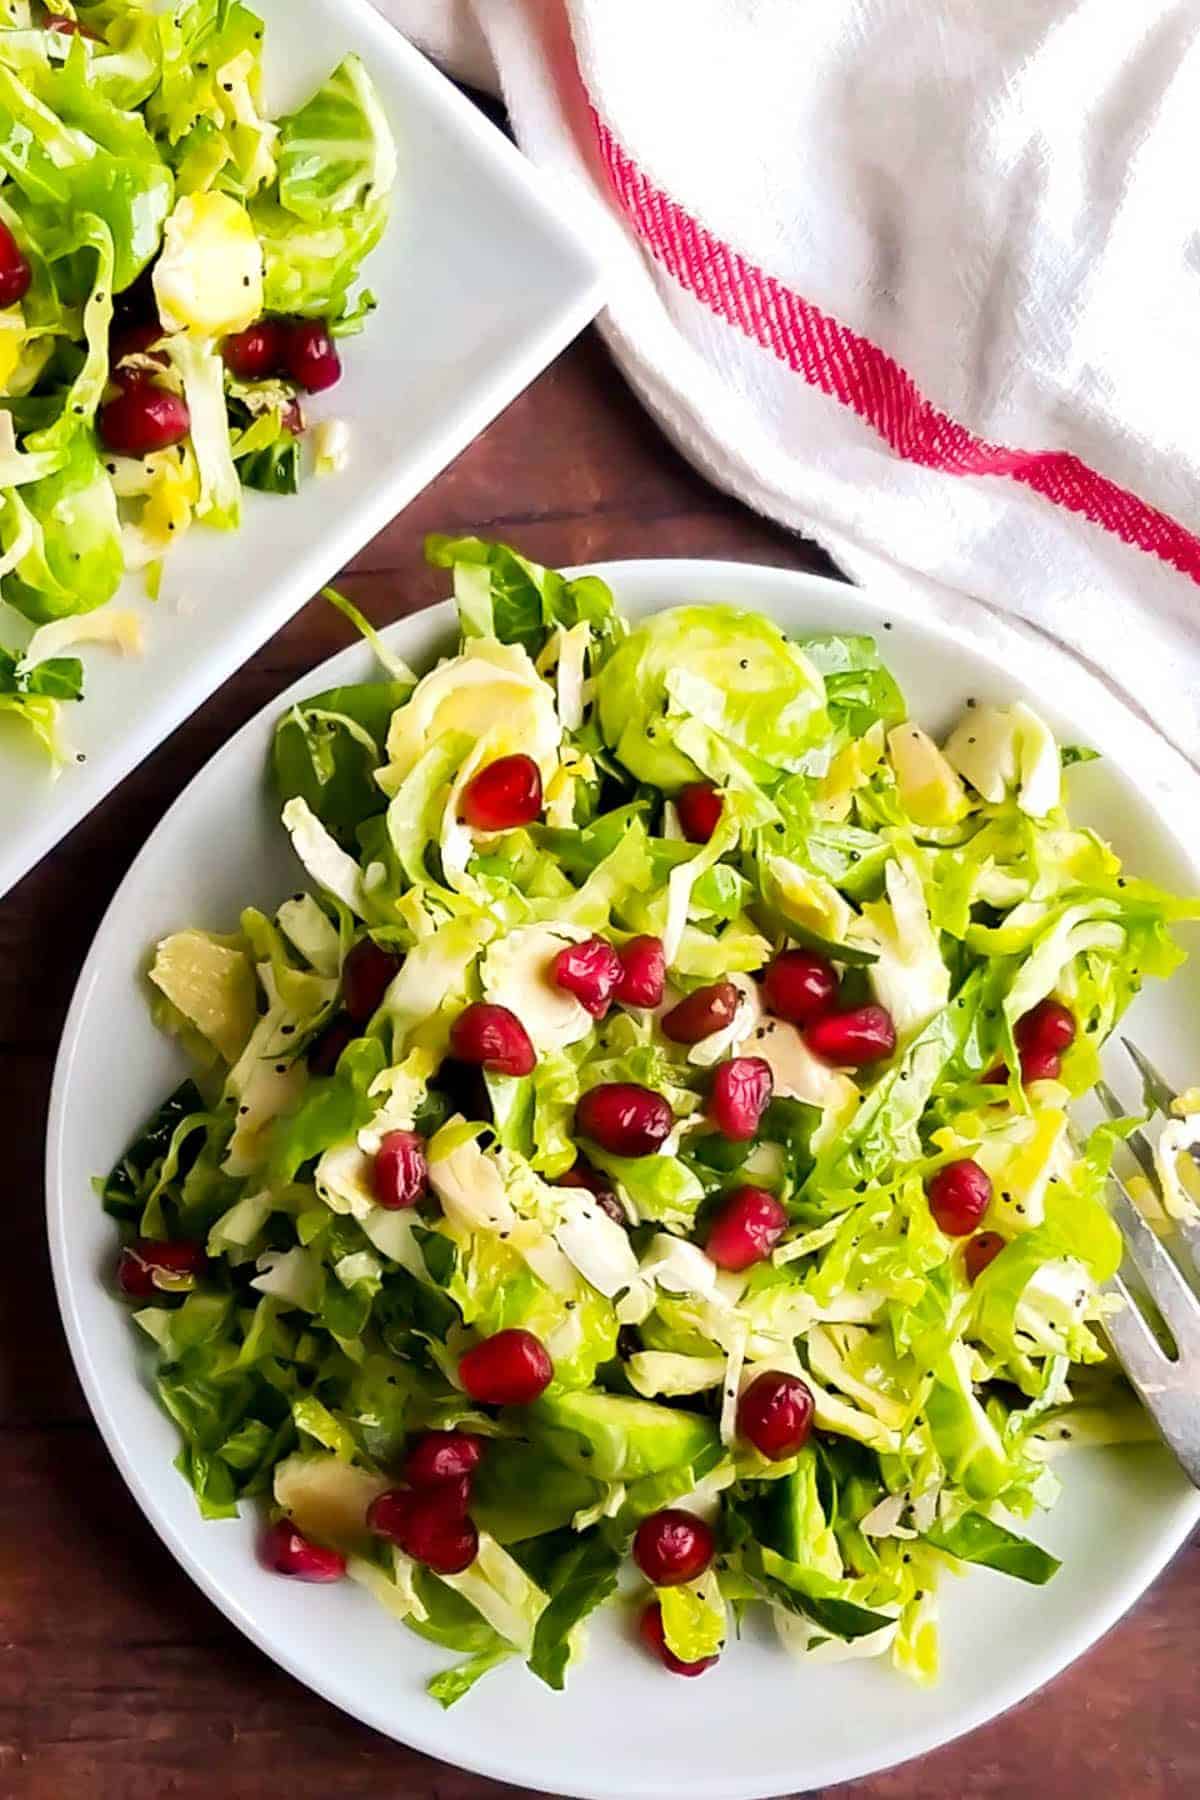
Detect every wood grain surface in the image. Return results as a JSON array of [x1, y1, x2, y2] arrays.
[[1, 331, 1196, 1800]]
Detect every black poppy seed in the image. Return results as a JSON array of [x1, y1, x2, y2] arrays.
[[281, 1025, 295, 1035], [76, 752, 86, 763], [106, 463, 116, 473], [1117, 878, 1127, 888], [739, 658, 749, 670], [882, 621, 893, 631], [238, 1105, 249, 1115], [903, 1552, 912, 1563], [275, 1064, 287, 1075], [222, 80, 233, 91], [966, 697, 977, 708]]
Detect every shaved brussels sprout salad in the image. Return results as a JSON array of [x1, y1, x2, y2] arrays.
[[102, 535, 1199, 1705], [0, 2, 393, 763]]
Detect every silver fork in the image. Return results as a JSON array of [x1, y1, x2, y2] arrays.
[[1094, 1041, 1200, 1488]]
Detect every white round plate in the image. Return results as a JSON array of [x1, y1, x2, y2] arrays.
[[49, 561, 1200, 1800]]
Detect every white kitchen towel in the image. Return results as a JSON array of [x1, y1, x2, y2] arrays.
[[374, 0, 1200, 775]]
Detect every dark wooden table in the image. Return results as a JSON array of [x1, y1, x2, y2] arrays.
[[1, 331, 1196, 1800]]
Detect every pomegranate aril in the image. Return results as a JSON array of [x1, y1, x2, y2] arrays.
[[98, 379, 190, 455], [117, 1238, 207, 1298], [1015, 998, 1076, 1057], [553, 936, 622, 1018], [306, 1012, 358, 1076], [1020, 1043, 1061, 1083], [708, 1056, 773, 1141], [461, 753, 542, 831], [459, 1328, 553, 1406], [926, 1158, 992, 1236], [262, 1519, 346, 1582], [556, 1162, 626, 1228], [0, 221, 30, 307], [403, 1430, 486, 1489], [223, 318, 284, 381], [804, 1004, 896, 1066], [662, 979, 740, 1045], [615, 935, 665, 1008], [676, 782, 723, 844], [633, 1509, 716, 1586], [450, 1002, 536, 1077], [763, 949, 840, 1025], [48, 17, 101, 37], [341, 937, 402, 1022], [705, 1185, 788, 1272], [576, 1082, 674, 1157], [964, 1230, 1007, 1283], [737, 1370, 814, 1460], [372, 1130, 428, 1210], [639, 1601, 719, 1677], [367, 1487, 478, 1574], [283, 318, 341, 392], [110, 319, 167, 376]]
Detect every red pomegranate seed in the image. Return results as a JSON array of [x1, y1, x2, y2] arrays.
[[633, 1509, 716, 1586], [283, 318, 341, 392], [262, 1518, 346, 1582], [341, 937, 402, 1022], [0, 220, 30, 308], [576, 1083, 674, 1157], [109, 319, 167, 378], [48, 17, 101, 37], [1015, 998, 1076, 1057], [459, 1328, 553, 1406], [367, 1487, 478, 1574], [707, 1056, 773, 1141], [982, 1063, 1008, 1086], [306, 1012, 358, 1076], [705, 1185, 788, 1272], [762, 949, 840, 1025], [614, 935, 665, 1008], [461, 753, 542, 831], [927, 1158, 993, 1236], [1020, 1043, 1062, 1082], [639, 1601, 719, 1677], [450, 1002, 536, 1077], [222, 318, 285, 381], [98, 379, 190, 455], [556, 1162, 626, 1227], [553, 936, 623, 1018], [676, 782, 723, 844], [662, 979, 740, 1045], [737, 1370, 814, 1460], [804, 1004, 896, 1066], [403, 1430, 486, 1488], [372, 1130, 428, 1210], [964, 1230, 1007, 1283], [117, 1238, 207, 1298]]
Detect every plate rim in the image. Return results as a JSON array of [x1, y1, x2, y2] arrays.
[[46, 557, 1200, 1800], [0, 0, 606, 901]]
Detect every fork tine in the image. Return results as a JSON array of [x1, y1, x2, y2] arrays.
[[1095, 1080, 1160, 1182], [1102, 1270, 1173, 1384], [1123, 1039, 1182, 1118], [1107, 1170, 1200, 1352]]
